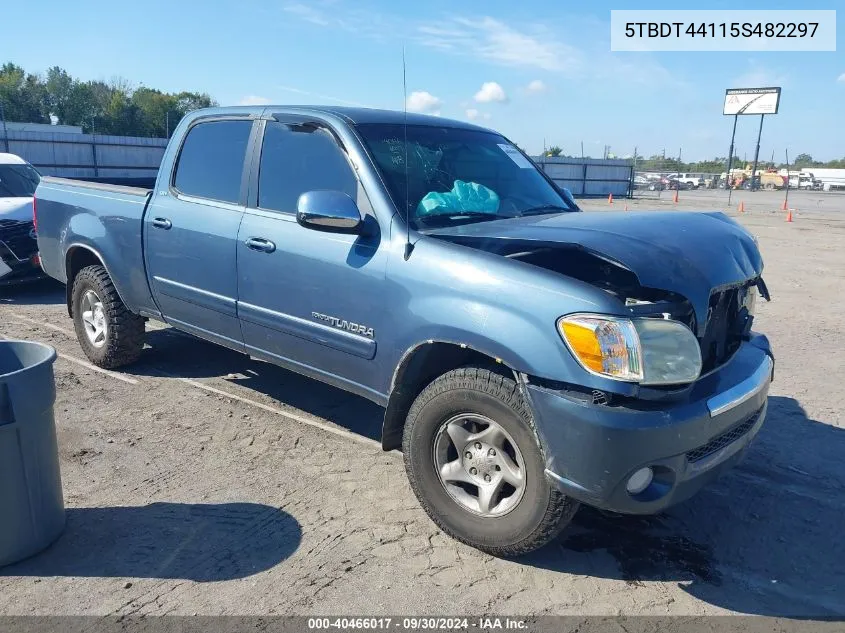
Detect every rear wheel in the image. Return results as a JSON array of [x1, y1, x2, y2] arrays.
[[402, 366, 579, 556], [71, 265, 144, 368]]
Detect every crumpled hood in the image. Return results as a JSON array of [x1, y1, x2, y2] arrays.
[[427, 210, 763, 331], [0, 197, 34, 222]]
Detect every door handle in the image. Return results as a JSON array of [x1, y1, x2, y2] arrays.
[[152, 217, 172, 230], [245, 237, 276, 253]]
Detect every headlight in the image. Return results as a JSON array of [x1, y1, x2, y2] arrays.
[[744, 287, 757, 316], [558, 314, 702, 385], [558, 315, 642, 381]]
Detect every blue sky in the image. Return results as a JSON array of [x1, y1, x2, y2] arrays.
[[5, 0, 844, 160]]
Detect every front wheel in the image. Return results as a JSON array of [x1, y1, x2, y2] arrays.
[[402, 366, 579, 556], [71, 265, 145, 369]]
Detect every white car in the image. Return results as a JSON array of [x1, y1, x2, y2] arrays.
[[665, 173, 705, 189], [0, 153, 43, 285]]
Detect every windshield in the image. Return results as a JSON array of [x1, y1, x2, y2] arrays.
[[0, 163, 40, 198], [356, 123, 575, 228]]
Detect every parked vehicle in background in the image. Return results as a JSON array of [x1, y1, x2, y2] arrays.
[[666, 173, 705, 189], [35, 106, 773, 556], [0, 153, 43, 286], [789, 172, 823, 190], [793, 168, 845, 192], [633, 175, 650, 189], [666, 178, 691, 191], [703, 174, 720, 189], [730, 170, 785, 191]]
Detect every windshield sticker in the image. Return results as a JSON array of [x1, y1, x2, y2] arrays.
[[497, 144, 534, 169]]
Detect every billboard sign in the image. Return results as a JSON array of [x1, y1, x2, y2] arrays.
[[723, 87, 781, 115]]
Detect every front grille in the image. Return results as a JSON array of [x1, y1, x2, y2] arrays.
[[0, 220, 37, 261], [686, 408, 762, 463], [698, 283, 755, 372]]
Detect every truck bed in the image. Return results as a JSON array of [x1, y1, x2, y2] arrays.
[[38, 176, 152, 198], [35, 176, 157, 315]]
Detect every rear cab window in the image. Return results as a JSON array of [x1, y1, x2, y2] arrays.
[[172, 119, 253, 204]]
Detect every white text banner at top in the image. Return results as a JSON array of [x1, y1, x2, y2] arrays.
[[611, 10, 836, 52]]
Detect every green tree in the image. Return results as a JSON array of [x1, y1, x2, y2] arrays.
[[793, 153, 815, 167], [0, 63, 49, 123], [545, 145, 562, 157]]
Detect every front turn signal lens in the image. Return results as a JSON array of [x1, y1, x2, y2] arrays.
[[558, 315, 643, 382]]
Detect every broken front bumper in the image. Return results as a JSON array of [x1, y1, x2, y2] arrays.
[[525, 333, 774, 514], [0, 220, 44, 286]]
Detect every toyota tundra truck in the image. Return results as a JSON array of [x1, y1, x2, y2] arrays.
[[34, 106, 773, 556]]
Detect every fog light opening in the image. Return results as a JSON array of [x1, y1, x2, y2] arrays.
[[626, 467, 654, 495]]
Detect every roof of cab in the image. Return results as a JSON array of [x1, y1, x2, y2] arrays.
[[0, 153, 29, 165], [188, 105, 494, 133]]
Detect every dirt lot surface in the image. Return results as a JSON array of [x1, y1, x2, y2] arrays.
[[1, 194, 844, 617]]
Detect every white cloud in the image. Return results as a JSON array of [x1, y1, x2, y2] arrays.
[[465, 109, 492, 121], [838, 73, 845, 83], [526, 79, 547, 93], [276, 85, 373, 107], [732, 60, 788, 88], [406, 91, 442, 115], [283, 3, 329, 26], [239, 95, 271, 106], [474, 81, 507, 103], [417, 17, 582, 73]]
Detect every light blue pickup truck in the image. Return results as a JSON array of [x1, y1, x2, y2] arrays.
[[35, 106, 773, 555]]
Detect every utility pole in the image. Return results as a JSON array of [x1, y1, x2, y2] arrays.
[[750, 114, 764, 191], [0, 101, 9, 153], [726, 114, 738, 207], [784, 148, 791, 208]]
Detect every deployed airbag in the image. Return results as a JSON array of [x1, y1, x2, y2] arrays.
[[417, 180, 500, 217]]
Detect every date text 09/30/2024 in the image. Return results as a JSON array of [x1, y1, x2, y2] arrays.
[[307, 617, 528, 630]]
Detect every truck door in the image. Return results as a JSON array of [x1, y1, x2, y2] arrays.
[[236, 118, 387, 402], [144, 116, 256, 349]]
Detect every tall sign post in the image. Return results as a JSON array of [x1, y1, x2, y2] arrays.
[[723, 87, 781, 203]]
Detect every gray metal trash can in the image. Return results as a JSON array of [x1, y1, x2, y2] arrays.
[[0, 340, 64, 567]]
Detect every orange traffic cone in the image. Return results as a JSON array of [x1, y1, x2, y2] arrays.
[[781, 198, 788, 211], [738, 201, 745, 213], [608, 193, 614, 204], [786, 209, 793, 222], [672, 189, 679, 204]]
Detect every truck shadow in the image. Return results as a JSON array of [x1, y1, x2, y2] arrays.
[[129, 328, 385, 443], [0, 278, 64, 305], [522, 395, 845, 617], [0, 502, 301, 582], [83, 328, 845, 616]]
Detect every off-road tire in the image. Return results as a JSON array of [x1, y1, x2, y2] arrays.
[[402, 366, 579, 556], [71, 264, 144, 368]]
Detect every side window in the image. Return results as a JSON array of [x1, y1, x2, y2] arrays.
[[258, 121, 357, 213], [173, 120, 252, 203]]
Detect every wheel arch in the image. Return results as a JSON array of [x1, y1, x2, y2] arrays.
[[381, 340, 522, 451], [64, 244, 127, 318]]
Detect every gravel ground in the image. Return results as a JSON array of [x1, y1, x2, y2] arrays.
[[0, 197, 843, 617]]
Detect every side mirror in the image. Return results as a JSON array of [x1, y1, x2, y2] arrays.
[[296, 191, 362, 233]]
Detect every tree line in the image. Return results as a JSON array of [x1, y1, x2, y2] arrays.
[[0, 62, 216, 138]]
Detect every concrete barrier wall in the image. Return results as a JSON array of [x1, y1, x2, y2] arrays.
[[534, 157, 633, 198], [3, 129, 633, 197], [4, 130, 167, 181]]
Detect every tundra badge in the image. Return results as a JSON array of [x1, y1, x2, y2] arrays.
[[312, 312, 375, 338]]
